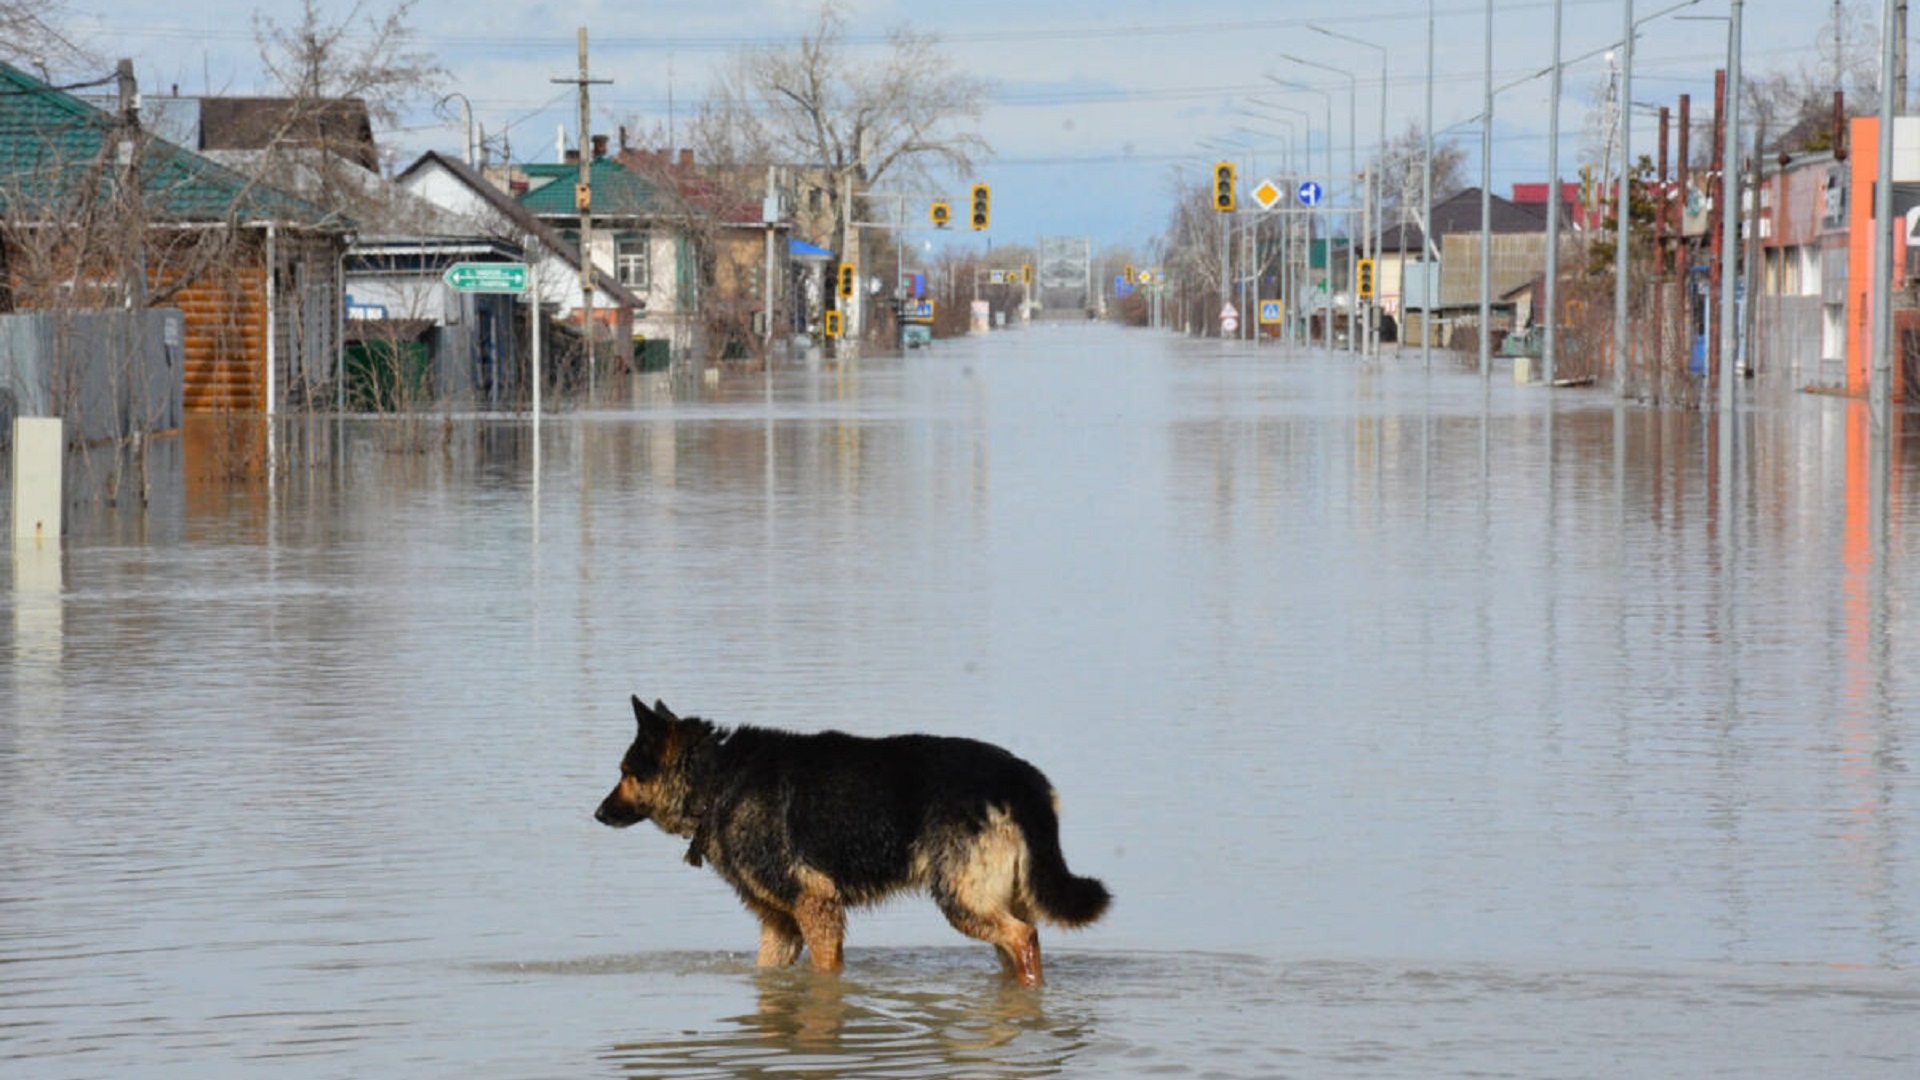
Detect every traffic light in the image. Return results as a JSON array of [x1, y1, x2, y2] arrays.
[[969, 182, 991, 230], [930, 201, 951, 227], [824, 309, 843, 337], [1357, 258, 1376, 299], [1124, 263, 1135, 285], [1021, 264, 1033, 285], [1212, 161, 1236, 212], [837, 263, 856, 300]]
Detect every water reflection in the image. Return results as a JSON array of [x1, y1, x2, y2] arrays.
[[599, 951, 1088, 1080]]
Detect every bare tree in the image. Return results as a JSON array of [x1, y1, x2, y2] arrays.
[[0, 0, 86, 75], [1744, 2, 1878, 156], [1371, 121, 1468, 221], [252, 0, 445, 132], [690, 2, 991, 255]]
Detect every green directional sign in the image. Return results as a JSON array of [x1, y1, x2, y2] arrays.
[[443, 262, 530, 293]]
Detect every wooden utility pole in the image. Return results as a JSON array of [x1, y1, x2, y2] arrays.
[[553, 28, 611, 397]]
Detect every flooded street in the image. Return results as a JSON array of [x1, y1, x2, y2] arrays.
[[6, 322, 1920, 1077]]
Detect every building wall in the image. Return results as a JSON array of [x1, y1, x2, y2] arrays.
[[165, 259, 267, 413], [1845, 117, 1920, 400], [1438, 234, 1545, 309]]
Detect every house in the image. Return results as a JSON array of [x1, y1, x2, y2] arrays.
[[617, 147, 828, 359], [395, 149, 642, 381], [1748, 150, 1848, 390], [0, 61, 350, 415], [1369, 188, 1548, 349], [515, 148, 676, 368]]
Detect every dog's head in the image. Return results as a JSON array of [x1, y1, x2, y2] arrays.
[[594, 695, 713, 835]]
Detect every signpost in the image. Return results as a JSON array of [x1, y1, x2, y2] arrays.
[[1220, 302, 1240, 336], [1252, 179, 1283, 211], [1297, 181, 1324, 207], [1259, 300, 1283, 325], [443, 262, 531, 293]]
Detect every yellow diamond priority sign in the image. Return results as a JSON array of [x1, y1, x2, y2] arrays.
[[1252, 179, 1283, 211]]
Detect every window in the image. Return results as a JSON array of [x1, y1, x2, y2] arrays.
[[616, 233, 649, 289]]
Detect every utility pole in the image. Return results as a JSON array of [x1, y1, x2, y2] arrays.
[[1719, 6, 1742, 418], [1544, 0, 1565, 385], [553, 28, 611, 398], [1616, 0, 1634, 396], [1478, 0, 1493, 382]]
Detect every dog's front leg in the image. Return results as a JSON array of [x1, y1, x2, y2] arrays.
[[757, 913, 804, 967]]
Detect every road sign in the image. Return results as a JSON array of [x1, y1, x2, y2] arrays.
[[1252, 179, 1283, 211], [1220, 302, 1239, 335], [443, 262, 529, 293], [1297, 181, 1324, 207], [1137, 270, 1152, 285], [1259, 299, 1283, 325]]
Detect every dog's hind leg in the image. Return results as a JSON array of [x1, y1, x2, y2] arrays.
[[931, 812, 1046, 985], [791, 869, 846, 974], [935, 892, 1044, 987]]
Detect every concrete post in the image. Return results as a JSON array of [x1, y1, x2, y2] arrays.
[[11, 417, 63, 547]]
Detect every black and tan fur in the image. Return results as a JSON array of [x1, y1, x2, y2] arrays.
[[594, 696, 1110, 986]]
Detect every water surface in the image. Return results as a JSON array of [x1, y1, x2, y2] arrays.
[[5, 324, 1918, 1077]]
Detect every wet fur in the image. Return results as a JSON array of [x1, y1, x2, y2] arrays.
[[594, 696, 1110, 986]]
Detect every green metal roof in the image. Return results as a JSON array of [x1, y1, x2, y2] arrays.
[[517, 159, 665, 218], [0, 61, 342, 228]]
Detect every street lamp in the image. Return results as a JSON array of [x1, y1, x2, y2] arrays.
[[1249, 98, 1315, 344], [1266, 74, 1336, 348], [1308, 25, 1388, 357], [1234, 122, 1298, 345], [1615, 0, 1635, 395], [1279, 53, 1358, 356]]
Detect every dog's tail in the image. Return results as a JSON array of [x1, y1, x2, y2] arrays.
[[1014, 790, 1111, 928]]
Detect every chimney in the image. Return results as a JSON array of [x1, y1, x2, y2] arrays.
[[679, 148, 694, 169], [592, 134, 609, 159]]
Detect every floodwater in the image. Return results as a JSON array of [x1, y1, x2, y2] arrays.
[[5, 323, 1920, 1078]]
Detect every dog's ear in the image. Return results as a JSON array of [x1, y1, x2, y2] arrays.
[[632, 695, 660, 732]]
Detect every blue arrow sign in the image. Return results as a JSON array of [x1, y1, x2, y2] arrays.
[[1297, 181, 1324, 207]]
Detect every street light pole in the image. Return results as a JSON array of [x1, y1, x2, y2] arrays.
[[1267, 74, 1335, 349], [1872, 0, 1892, 434], [1544, 0, 1565, 386], [1250, 99, 1314, 345], [1479, 0, 1493, 382], [1615, 0, 1635, 395], [1424, 0, 1435, 368], [1309, 26, 1388, 357], [1282, 54, 1358, 356], [1718, 0, 1742, 418]]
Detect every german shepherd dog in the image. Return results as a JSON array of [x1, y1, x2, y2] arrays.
[[594, 696, 1110, 986]]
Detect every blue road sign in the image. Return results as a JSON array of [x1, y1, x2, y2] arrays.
[[1297, 181, 1324, 207], [1258, 300, 1283, 324]]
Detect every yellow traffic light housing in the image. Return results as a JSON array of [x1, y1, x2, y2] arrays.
[[1212, 161, 1235, 212], [930, 201, 952, 227], [1021, 264, 1033, 285], [824, 309, 843, 337], [1357, 258, 1376, 299], [1124, 263, 1135, 285], [969, 182, 991, 230], [837, 263, 856, 300]]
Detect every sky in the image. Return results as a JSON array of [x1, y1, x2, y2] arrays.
[[51, 0, 1857, 255]]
